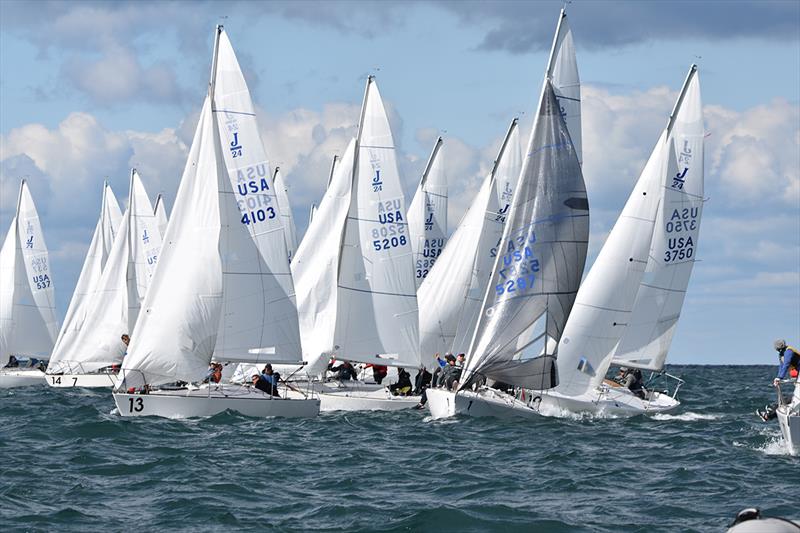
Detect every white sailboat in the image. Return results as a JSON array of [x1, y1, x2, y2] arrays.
[[418, 119, 520, 365], [292, 76, 421, 411], [272, 167, 298, 262], [113, 26, 318, 418], [0, 180, 59, 388], [427, 9, 590, 419], [776, 380, 800, 455], [47, 170, 162, 387], [154, 193, 169, 237], [407, 137, 447, 287]]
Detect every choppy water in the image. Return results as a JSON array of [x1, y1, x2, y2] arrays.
[[0, 365, 796, 532]]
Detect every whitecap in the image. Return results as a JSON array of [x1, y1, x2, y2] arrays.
[[651, 412, 721, 421]]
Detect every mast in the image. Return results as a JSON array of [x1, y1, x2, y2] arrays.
[[666, 64, 698, 135], [545, 8, 567, 79], [15, 179, 25, 221], [418, 137, 444, 189], [489, 118, 519, 181], [208, 25, 224, 102]]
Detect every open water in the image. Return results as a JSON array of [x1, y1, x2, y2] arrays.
[[0, 365, 796, 532]]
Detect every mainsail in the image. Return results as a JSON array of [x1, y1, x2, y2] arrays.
[[0, 180, 59, 360], [460, 81, 588, 391], [555, 65, 703, 397], [418, 120, 519, 365], [611, 67, 704, 371], [211, 26, 302, 360], [154, 193, 169, 238], [548, 8, 582, 165], [272, 167, 298, 262], [51, 170, 162, 372], [294, 77, 420, 373], [407, 137, 447, 287], [49, 183, 122, 371]]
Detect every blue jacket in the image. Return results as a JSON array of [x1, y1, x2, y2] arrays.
[[777, 347, 799, 379]]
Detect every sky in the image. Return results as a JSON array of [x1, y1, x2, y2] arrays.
[[0, 0, 798, 365]]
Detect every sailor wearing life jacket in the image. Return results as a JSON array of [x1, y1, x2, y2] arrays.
[[773, 339, 799, 386]]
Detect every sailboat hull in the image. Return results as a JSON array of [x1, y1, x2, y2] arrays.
[[427, 385, 680, 420], [46, 373, 118, 388], [319, 387, 419, 412], [113, 387, 320, 418], [776, 382, 800, 456], [0, 368, 45, 388]]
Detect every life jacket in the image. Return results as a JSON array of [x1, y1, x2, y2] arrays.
[[786, 346, 799, 375]]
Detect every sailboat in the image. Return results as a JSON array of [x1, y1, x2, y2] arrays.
[[427, 9, 590, 418], [112, 26, 318, 418], [47, 170, 162, 387], [154, 193, 169, 237], [407, 137, 447, 287], [292, 76, 421, 411], [0, 180, 59, 388], [776, 380, 800, 455], [272, 167, 298, 262], [418, 119, 521, 365]]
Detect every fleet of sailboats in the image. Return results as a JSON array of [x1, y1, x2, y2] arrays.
[[1, 11, 721, 431]]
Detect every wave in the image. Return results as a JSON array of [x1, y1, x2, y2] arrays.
[[651, 411, 721, 421]]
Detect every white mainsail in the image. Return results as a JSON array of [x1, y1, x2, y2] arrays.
[[211, 26, 298, 318], [611, 67, 704, 372], [335, 77, 420, 368], [154, 193, 169, 238], [48, 183, 122, 370], [418, 120, 519, 364], [460, 81, 589, 391], [555, 65, 703, 397], [272, 167, 298, 262], [51, 170, 162, 372], [0, 180, 59, 361], [294, 77, 420, 373], [407, 137, 447, 287]]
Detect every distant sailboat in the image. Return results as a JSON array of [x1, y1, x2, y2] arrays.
[[272, 166, 298, 262], [112, 26, 318, 418], [407, 137, 447, 287], [418, 120, 520, 366], [292, 76, 421, 411], [47, 170, 162, 387], [0, 180, 59, 388]]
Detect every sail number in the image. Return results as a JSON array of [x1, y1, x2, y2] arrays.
[[663, 207, 698, 263], [128, 397, 144, 413], [32, 274, 51, 289], [373, 235, 407, 251], [496, 274, 536, 296], [241, 207, 275, 225]]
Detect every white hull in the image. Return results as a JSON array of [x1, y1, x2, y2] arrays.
[[776, 382, 800, 456], [113, 386, 319, 418], [46, 372, 118, 388], [320, 388, 419, 412], [427, 384, 680, 420], [0, 368, 45, 389]]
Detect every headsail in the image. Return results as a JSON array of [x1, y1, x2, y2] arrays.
[[272, 167, 298, 262], [407, 137, 447, 288], [461, 81, 588, 391], [611, 67, 704, 371], [0, 180, 59, 360], [418, 120, 519, 365], [334, 77, 420, 368], [52, 170, 162, 372], [49, 183, 122, 370]]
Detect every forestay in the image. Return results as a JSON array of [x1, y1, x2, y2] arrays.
[[272, 167, 298, 262], [292, 139, 356, 374], [211, 26, 302, 361], [461, 81, 588, 391], [0, 180, 59, 360], [611, 67, 704, 371], [335, 77, 420, 368], [49, 183, 122, 370], [417, 120, 519, 366], [53, 170, 162, 372], [407, 137, 447, 287]]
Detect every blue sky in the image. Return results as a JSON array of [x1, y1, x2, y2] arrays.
[[1, 0, 798, 364]]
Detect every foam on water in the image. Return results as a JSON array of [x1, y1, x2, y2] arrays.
[[651, 411, 722, 421]]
